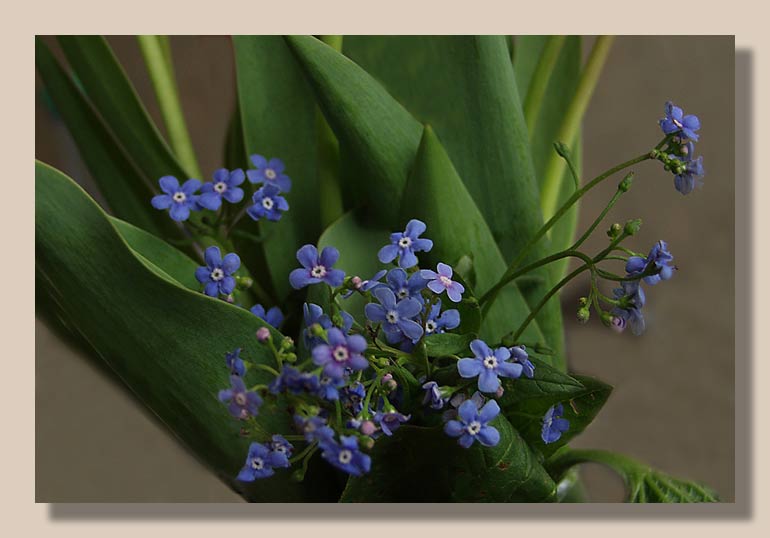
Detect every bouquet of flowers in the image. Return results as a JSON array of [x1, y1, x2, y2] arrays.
[[36, 35, 717, 502]]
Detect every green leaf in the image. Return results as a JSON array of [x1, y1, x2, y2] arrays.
[[284, 35, 423, 227], [340, 420, 556, 502], [399, 126, 545, 350], [346, 36, 566, 367], [497, 357, 585, 410], [109, 216, 200, 290], [57, 36, 189, 181], [314, 211, 390, 322], [35, 38, 177, 240], [233, 36, 322, 301], [35, 160, 338, 502], [506, 374, 612, 458], [547, 448, 720, 503], [424, 332, 476, 357]]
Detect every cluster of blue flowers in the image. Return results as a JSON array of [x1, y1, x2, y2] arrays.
[[610, 240, 676, 336], [657, 102, 705, 195], [150, 154, 290, 222], [204, 218, 571, 482]]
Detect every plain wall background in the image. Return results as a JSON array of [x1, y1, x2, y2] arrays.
[[35, 35, 735, 502]]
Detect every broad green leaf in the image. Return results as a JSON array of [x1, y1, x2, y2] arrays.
[[35, 38, 177, 240], [497, 357, 585, 410], [547, 449, 720, 503], [57, 36, 189, 181], [314, 211, 390, 323], [284, 35, 423, 227], [35, 160, 339, 502], [506, 374, 612, 458], [109, 216, 200, 290], [340, 418, 556, 502], [345, 35, 566, 366], [424, 333, 476, 357], [399, 127, 546, 350], [233, 36, 322, 301]]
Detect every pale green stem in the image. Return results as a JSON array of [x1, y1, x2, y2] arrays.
[[523, 35, 567, 134], [540, 35, 615, 223], [137, 35, 202, 180], [317, 36, 345, 227]]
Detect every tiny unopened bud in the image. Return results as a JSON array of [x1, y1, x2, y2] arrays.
[[225, 294, 235, 303], [360, 436, 375, 450], [577, 307, 590, 324], [236, 276, 253, 290], [280, 337, 294, 350], [256, 327, 271, 343], [610, 316, 627, 333], [283, 352, 297, 363], [495, 385, 505, 398], [384, 379, 398, 392], [578, 296, 589, 307], [624, 218, 643, 236], [360, 421, 377, 436], [607, 223, 622, 238], [351, 276, 363, 290], [553, 141, 571, 159], [618, 172, 634, 192], [309, 323, 325, 337]]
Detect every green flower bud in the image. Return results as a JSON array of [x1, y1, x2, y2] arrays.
[[607, 223, 622, 238], [618, 172, 634, 192], [578, 296, 589, 307], [309, 323, 326, 338], [577, 307, 590, 324], [280, 336, 295, 351], [235, 276, 253, 290], [624, 218, 642, 236]]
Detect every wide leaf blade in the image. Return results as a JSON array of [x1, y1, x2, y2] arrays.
[[233, 36, 322, 301], [35, 160, 337, 501]]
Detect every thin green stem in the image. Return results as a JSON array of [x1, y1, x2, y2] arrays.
[[540, 35, 616, 222], [570, 187, 624, 250], [137, 36, 202, 179], [523, 35, 567, 134], [481, 152, 650, 314]]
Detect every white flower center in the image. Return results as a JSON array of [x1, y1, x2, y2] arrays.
[[214, 181, 227, 193], [467, 421, 482, 436], [311, 265, 327, 278], [397, 288, 409, 299], [262, 197, 274, 210], [483, 355, 497, 369], [425, 320, 437, 333], [386, 310, 399, 324], [265, 168, 277, 180], [251, 457, 264, 470], [235, 392, 247, 406], [172, 191, 186, 203], [439, 275, 453, 288], [332, 345, 350, 363], [398, 236, 412, 249], [211, 268, 225, 281], [338, 449, 353, 464]]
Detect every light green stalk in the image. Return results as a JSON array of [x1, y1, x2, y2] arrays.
[[539, 35, 615, 222], [137, 35, 202, 180], [523, 35, 567, 134]]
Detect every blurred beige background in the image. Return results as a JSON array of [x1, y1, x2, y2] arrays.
[[35, 35, 735, 502]]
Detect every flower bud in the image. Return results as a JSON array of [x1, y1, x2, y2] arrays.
[[610, 316, 627, 333], [280, 336, 295, 351], [236, 276, 253, 290], [495, 385, 505, 398], [256, 327, 271, 343], [578, 296, 589, 307], [351, 276, 363, 290], [577, 307, 590, 324], [225, 294, 235, 304], [360, 421, 377, 436], [618, 172, 634, 193], [623, 218, 642, 236], [283, 352, 297, 363], [309, 323, 325, 337], [607, 223, 622, 238], [360, 436, 375, 450]]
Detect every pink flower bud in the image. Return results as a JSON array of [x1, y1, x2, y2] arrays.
[[360, 420, 377, 436], [256, 327, 271, 343], [495, 385, 505, 398], [352, 276, 363, 289]]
